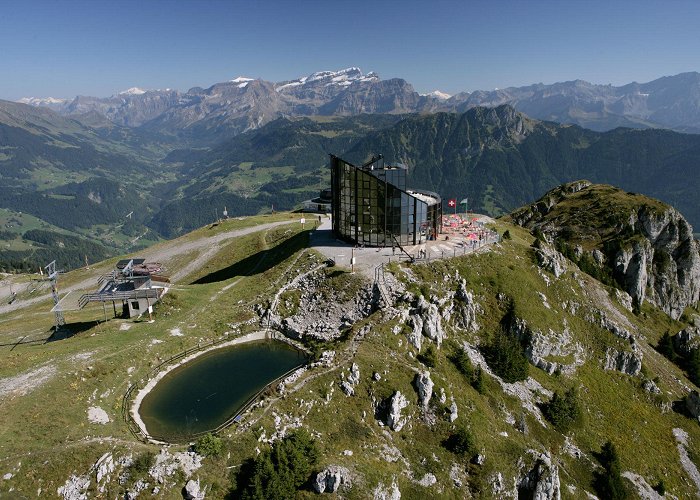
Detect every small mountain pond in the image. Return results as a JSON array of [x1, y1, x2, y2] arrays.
[[138, 339, 306, 441]]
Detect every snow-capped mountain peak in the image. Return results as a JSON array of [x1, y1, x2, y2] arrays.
[[118, 87, 147, 96], [18, 96, 68, 105], [275, 67, 379, 91], [421, 90, 452, 100]]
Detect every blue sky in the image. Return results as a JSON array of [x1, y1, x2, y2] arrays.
[[2, 0, 699, 100]]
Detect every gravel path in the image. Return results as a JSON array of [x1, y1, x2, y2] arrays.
[[0, 219, 295, 315]]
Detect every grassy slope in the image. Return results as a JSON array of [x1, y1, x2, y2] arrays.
[[0, 215, 699, 497]]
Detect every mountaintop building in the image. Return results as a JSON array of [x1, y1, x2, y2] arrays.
[[330, 154, 441, 247]]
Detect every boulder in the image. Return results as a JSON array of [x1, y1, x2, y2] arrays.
[[184, 478, 205, 500], [519, 453, 561, 500], [340, 381, 355, 396], [416, 473, 437, 487], [408, 315, 423, 350], [387, 391, 409, 431], [414, 371, 434, 409], [348, 363, 361, 385], [422, 303, 445, 347], [449, 401, 459, 422], [313, 465, 351, 494]]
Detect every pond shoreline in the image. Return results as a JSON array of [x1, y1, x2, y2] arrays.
[[130, 330, 277, 443]]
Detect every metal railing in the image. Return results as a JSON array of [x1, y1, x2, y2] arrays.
[[78, 288, 160, 309]]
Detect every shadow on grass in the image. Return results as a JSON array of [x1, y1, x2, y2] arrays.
[[190, 230, 310, 285], [46, 320, 103, 342]]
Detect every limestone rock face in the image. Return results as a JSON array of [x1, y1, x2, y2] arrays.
[[387, 391, 409, 431], [184, 478, 205, 500], [455, 280, 481, 332], [414, 371, 434, 409], [673, 325, 700, 357], [512, 182, 700, 320], [373, 477, 401, 500], [348, 363, 361, 385], [519, 453, 561, 500], [533, 240, 567, 278], [313, 465, 351, 494], [422, 303, 445, 347], [408, 314, 423, 350], [615, 207, 700, 319], [604, 347, 643, 375]]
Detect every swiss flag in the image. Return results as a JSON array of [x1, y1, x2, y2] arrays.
[[447, 198, 457, 208]]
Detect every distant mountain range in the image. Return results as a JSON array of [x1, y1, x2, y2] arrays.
[[3, 68, 700, 270], [19, 68, 700, 137]]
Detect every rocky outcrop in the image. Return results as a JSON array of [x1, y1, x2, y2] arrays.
[[184, 478, 205, 500], [387, 391, 409, 431], [610, 206, 700, 319], [511, 182, 700, 320], [454, 280, 481, 332], [373, 477, 401, 500], [519, 453, 561, 500], [313, 465, 352, 494], [421, 302, 445, 347], [686, 390, 700, 423], [414, 372, 433, 409], [340, 363, 361, 396], [533, 240, 567, 278], [673, 325, 700, 356], [57, 475, 90, 500], [604, 347, 643, 376], [525, 325, 585, 375]]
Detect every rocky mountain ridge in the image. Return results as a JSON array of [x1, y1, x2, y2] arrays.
[[510, 181, 700, 319], [19, 69, 700, 136]]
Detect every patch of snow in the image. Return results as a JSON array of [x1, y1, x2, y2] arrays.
[[118, 87, 147, 95], [87, 406, 110, 425], [238, 82, 249, 88], [18, 96, 68, 105], [421, 90, 452, 100], [230, 76, 254, 83], [170, 327, 183, 336]]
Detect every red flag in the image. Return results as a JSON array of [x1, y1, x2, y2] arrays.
[[447, 198, 457, 208]]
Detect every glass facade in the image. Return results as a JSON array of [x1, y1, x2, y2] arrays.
[[330, 155, 441, 247]]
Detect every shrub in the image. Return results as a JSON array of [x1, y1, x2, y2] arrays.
[[417, 344, 438, 368], [444, 426, 477, 459], [450, 348, 473, 379], [482, 327, 529, 383], [128, 451, 155, 477], [593, 440, 628, 500], [195, 433, 223, 457], [472, 366, 485, 394], [653, 480, 666, 496], [502, 230, 512, 240], [542, 388, 583, 432], [237, 430, 319, 499], [657, 331, 677, 362]]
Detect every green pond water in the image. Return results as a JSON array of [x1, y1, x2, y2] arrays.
[[139, 339, 305, 441]]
